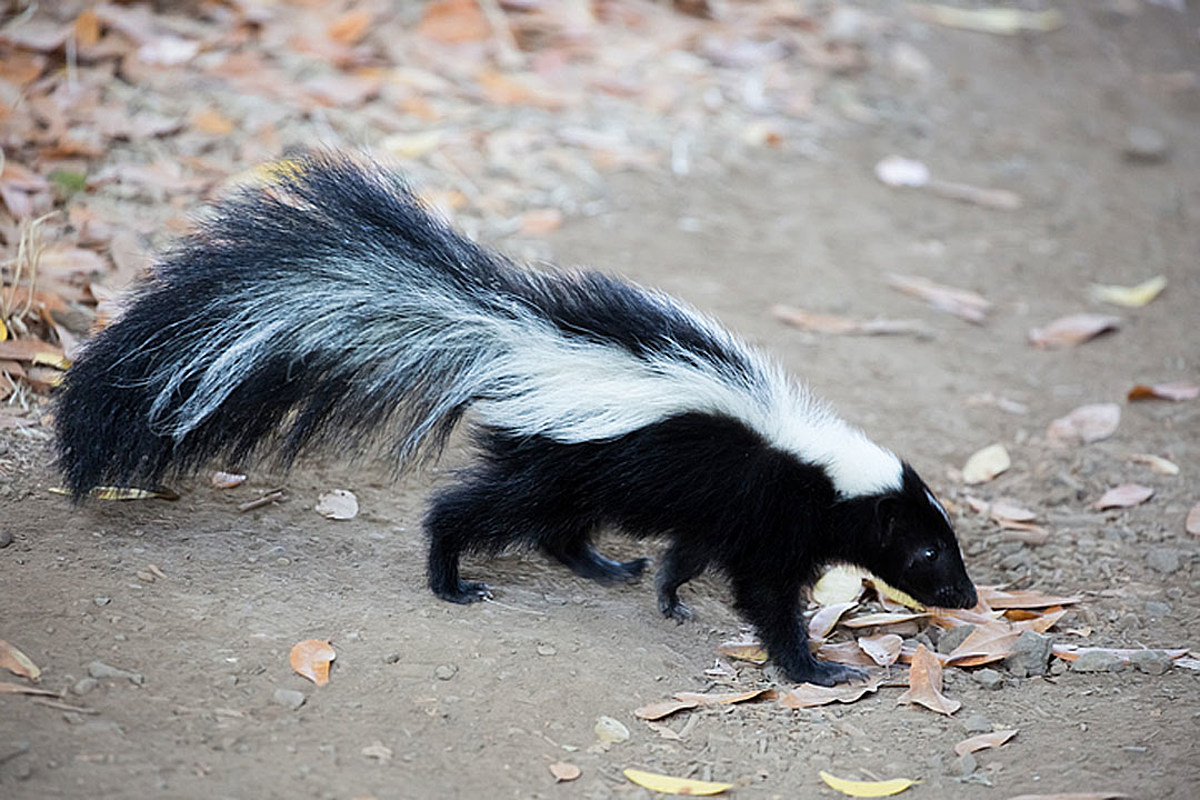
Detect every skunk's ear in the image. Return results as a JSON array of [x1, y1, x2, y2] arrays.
[[873, 496, 897, 544]]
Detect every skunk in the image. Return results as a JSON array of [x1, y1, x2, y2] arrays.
[[55, 153, 976, 686]]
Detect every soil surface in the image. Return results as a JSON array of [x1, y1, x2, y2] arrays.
[[2, 2, 1199, 799]]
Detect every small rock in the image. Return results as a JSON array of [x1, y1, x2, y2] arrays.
[[93, 596, 111, 607], [953, 751, 978, 777], [1116, 613, 1140, 632], [1071, 651, 1125, 673], [937, 625, 975, 655], [962, 713, 992, 734], [1123, 126, 1169, 163], [273, 688, 306, 709], [1005, 631, 1052, 678], [1146, 548, 1181, 574], [382, 652, 401, 665], [1144, 601, 1171, 618], [0, 529, 13, 548], [87, 660, 144, 685], [972, 668, 1004, 690], [72, 677, 99, 696], [536, 643, 557, 656], [434, 663, 458, 681], [1129, 650, 1173, 676]]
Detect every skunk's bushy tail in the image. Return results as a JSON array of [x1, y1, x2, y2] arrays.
[[57, 153, 820, 498]]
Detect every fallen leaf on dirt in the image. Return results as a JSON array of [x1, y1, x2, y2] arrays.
[[60, 486, 180, 501], [962, 443, 1010, 484], [1051, 645, 1189, 663], [771, 305, 930, 337], [594, 715, 629, 745], [841, 611, 929, 629], [886, 273, 991, 324], [779, 674, 884, 710], [716, 639, 768, 664], [898, 644, 960, 715], [944, 624, 1021, 667], [977, 587, 1082, 609], [988, 499, 1038, 523], [634, 698, 699, 721], [1188, 503, 1200, 536], [289, 639, 336, 686], [909, 5, 1064, 35], [955, 729, 1017, 757], [1127, 381, 1199, 401], [327, 9, 372, 46], [0, 681, 60, 696], [0, 338, 66, 364], [858, 633, 903, 666], [1128, 454, 1179, 475], [674, 688, 774, 707], [1090, 275, 1166, 307], [809, 601, 859, 640], [819, 770, 919, 797], [0, 640, 41, 681], [813, 565, 868, 605], [1093, 484, 1154, 510], [1046, 403, 1120, 445], [211, 471, 247, 488], [315, 489, 358, 520], [549, 761, 581, 782], [418, 0, 490, 44], [1003, 794, 1128, 800], [1029, 314, 1120, 349], [623, 768, 732, 796], [817, 641, 879, 668]]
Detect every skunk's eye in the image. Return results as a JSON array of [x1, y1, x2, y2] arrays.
[[922, 547, 939, 562]]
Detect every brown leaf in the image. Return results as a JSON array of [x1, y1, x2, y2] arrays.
[[771, 305, 930, 337], [897, 644, 960, 715], [841, 611, 928, 629], [674, 688, 774, 707], [816, 641, 878, 668], [0, 339, 65, 364], [886, 273, 991, 324], [289, 639, 336, 686], [191, 108, 236, 136], [328, 10, 373, 46], [989, 499, 1038, 523], [944, 624, 1021, 667], [808, 600, 858, 640], [74, 9, 101, 48], [857, 633, 903, 666], [1127, 381, 1199, 402], [549, 761, 581, 782], [1028, 313, 1120, 349], [634, 698, 699, 720], [954, 729, 1017, 757], [1046, 403, 1120, 445], [779, 674, 883, 709], [419, 0, 490, 44], [977, 588, 1082, 609], [0, 640, 41, 681], [1093, 484, 1154, 510], [1051, 645, 1188, 663], [1187, 502, 1200, 536], [716, 639, 767, 664]]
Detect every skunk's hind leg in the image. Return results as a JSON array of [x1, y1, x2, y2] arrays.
[[656, 542, 710, 623], [540, 536, 649, 585], [424, 481, 501, 604]]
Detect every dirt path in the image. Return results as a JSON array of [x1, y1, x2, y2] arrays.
[[2, 2, 1198, 798]]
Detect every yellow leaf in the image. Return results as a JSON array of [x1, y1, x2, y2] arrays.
[[623, 768, 733, 796], [868, 576, 925, 611], [909, 5, 1063, 35], [0, 317, 7, 341], [819, 770, 919, 797], [1090, 275, 1166, 308], [813, 565, 868, 605], [961, 443, 1010, 485]]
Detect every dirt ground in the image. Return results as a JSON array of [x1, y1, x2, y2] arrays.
[[2, 1, 1199, 798]]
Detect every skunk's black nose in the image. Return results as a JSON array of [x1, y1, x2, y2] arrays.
[[935, 584, 977, 609]]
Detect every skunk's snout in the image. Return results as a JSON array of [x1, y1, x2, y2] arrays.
[[934, 583, 977, 609]]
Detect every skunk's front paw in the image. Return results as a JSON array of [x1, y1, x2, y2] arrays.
[[657, 593, 692, 624], [436, 580, 493, 604], [788, 660, 867, 687]]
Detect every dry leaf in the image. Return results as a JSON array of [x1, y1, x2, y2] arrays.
[[809, 601, 859, 640], [1051, 645, 1187, 664], [989, 500, 1038, 523], [868, 576, 925, 611], [211, 471, 247, 488], [944, 625, 1021, 667], [289, 639, 336, 686], [634, 698, 699, 721], [819, 770, 919, 798], [716, 639, 768, 664], [0, 640, 41, 681], [623, 768, 732, 796], [593, 715, 629, 744], [1187, 502, 1200, 536], [1128, 454, 1179, 475], [898, 644, 960, 715], [773, 306, 932, 337], [549, 762, 581, 782], [1003, 794, 1128, 800], [978, 588, 1082, 609], [1127, 381, 1199, 402], [858, 634, 904, 666], [962, 444, 1010, 485], [954, 729, 1017, 757], [841, 611, 928, 629], [674, 688, 772, 706], [886, 273, 991, 324], [1094, 484, 1154, 510], [81, 486, 179, 501], [779, 674, 883, 709], [817, 641, 879, 668], [328, 10, 372, 46], [418, 0, 490, 44], [316, 489, 358, 520], [1029, 314, 1120, 349], [813, 565, 868, 605], [1046, 403, 1120, 445], [1090, 275, 1166, 307], [0, 681, 60, 696], [909, 5, 1064, 35]]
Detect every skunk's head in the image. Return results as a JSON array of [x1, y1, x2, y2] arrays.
[[839, 464, 976, 609]]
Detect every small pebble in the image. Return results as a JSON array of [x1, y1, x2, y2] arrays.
[[937, 625, 974, 655], [536, 643, 557, 656], [1116, 613, 1140, 632], [0, 530, 13, 548], [273, 688, 306, 709], [1005, 631, 1052, 678], [1129, 650, 1173, 676], [434, 663, 458, 681], [1071, 651, 1125, 673], [94, 597, 111, 607], [87, 660, 145, 685], [382, 652, 401, 665], [1123, 126, 1169, 163], [954, 751, 978, 777], [962, 713, 992, 734], [972, 668, 1004, 690], [1146, 548, 1181, 574], [1144, 601, 1171, 618], [72, 677, 99, 696]]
